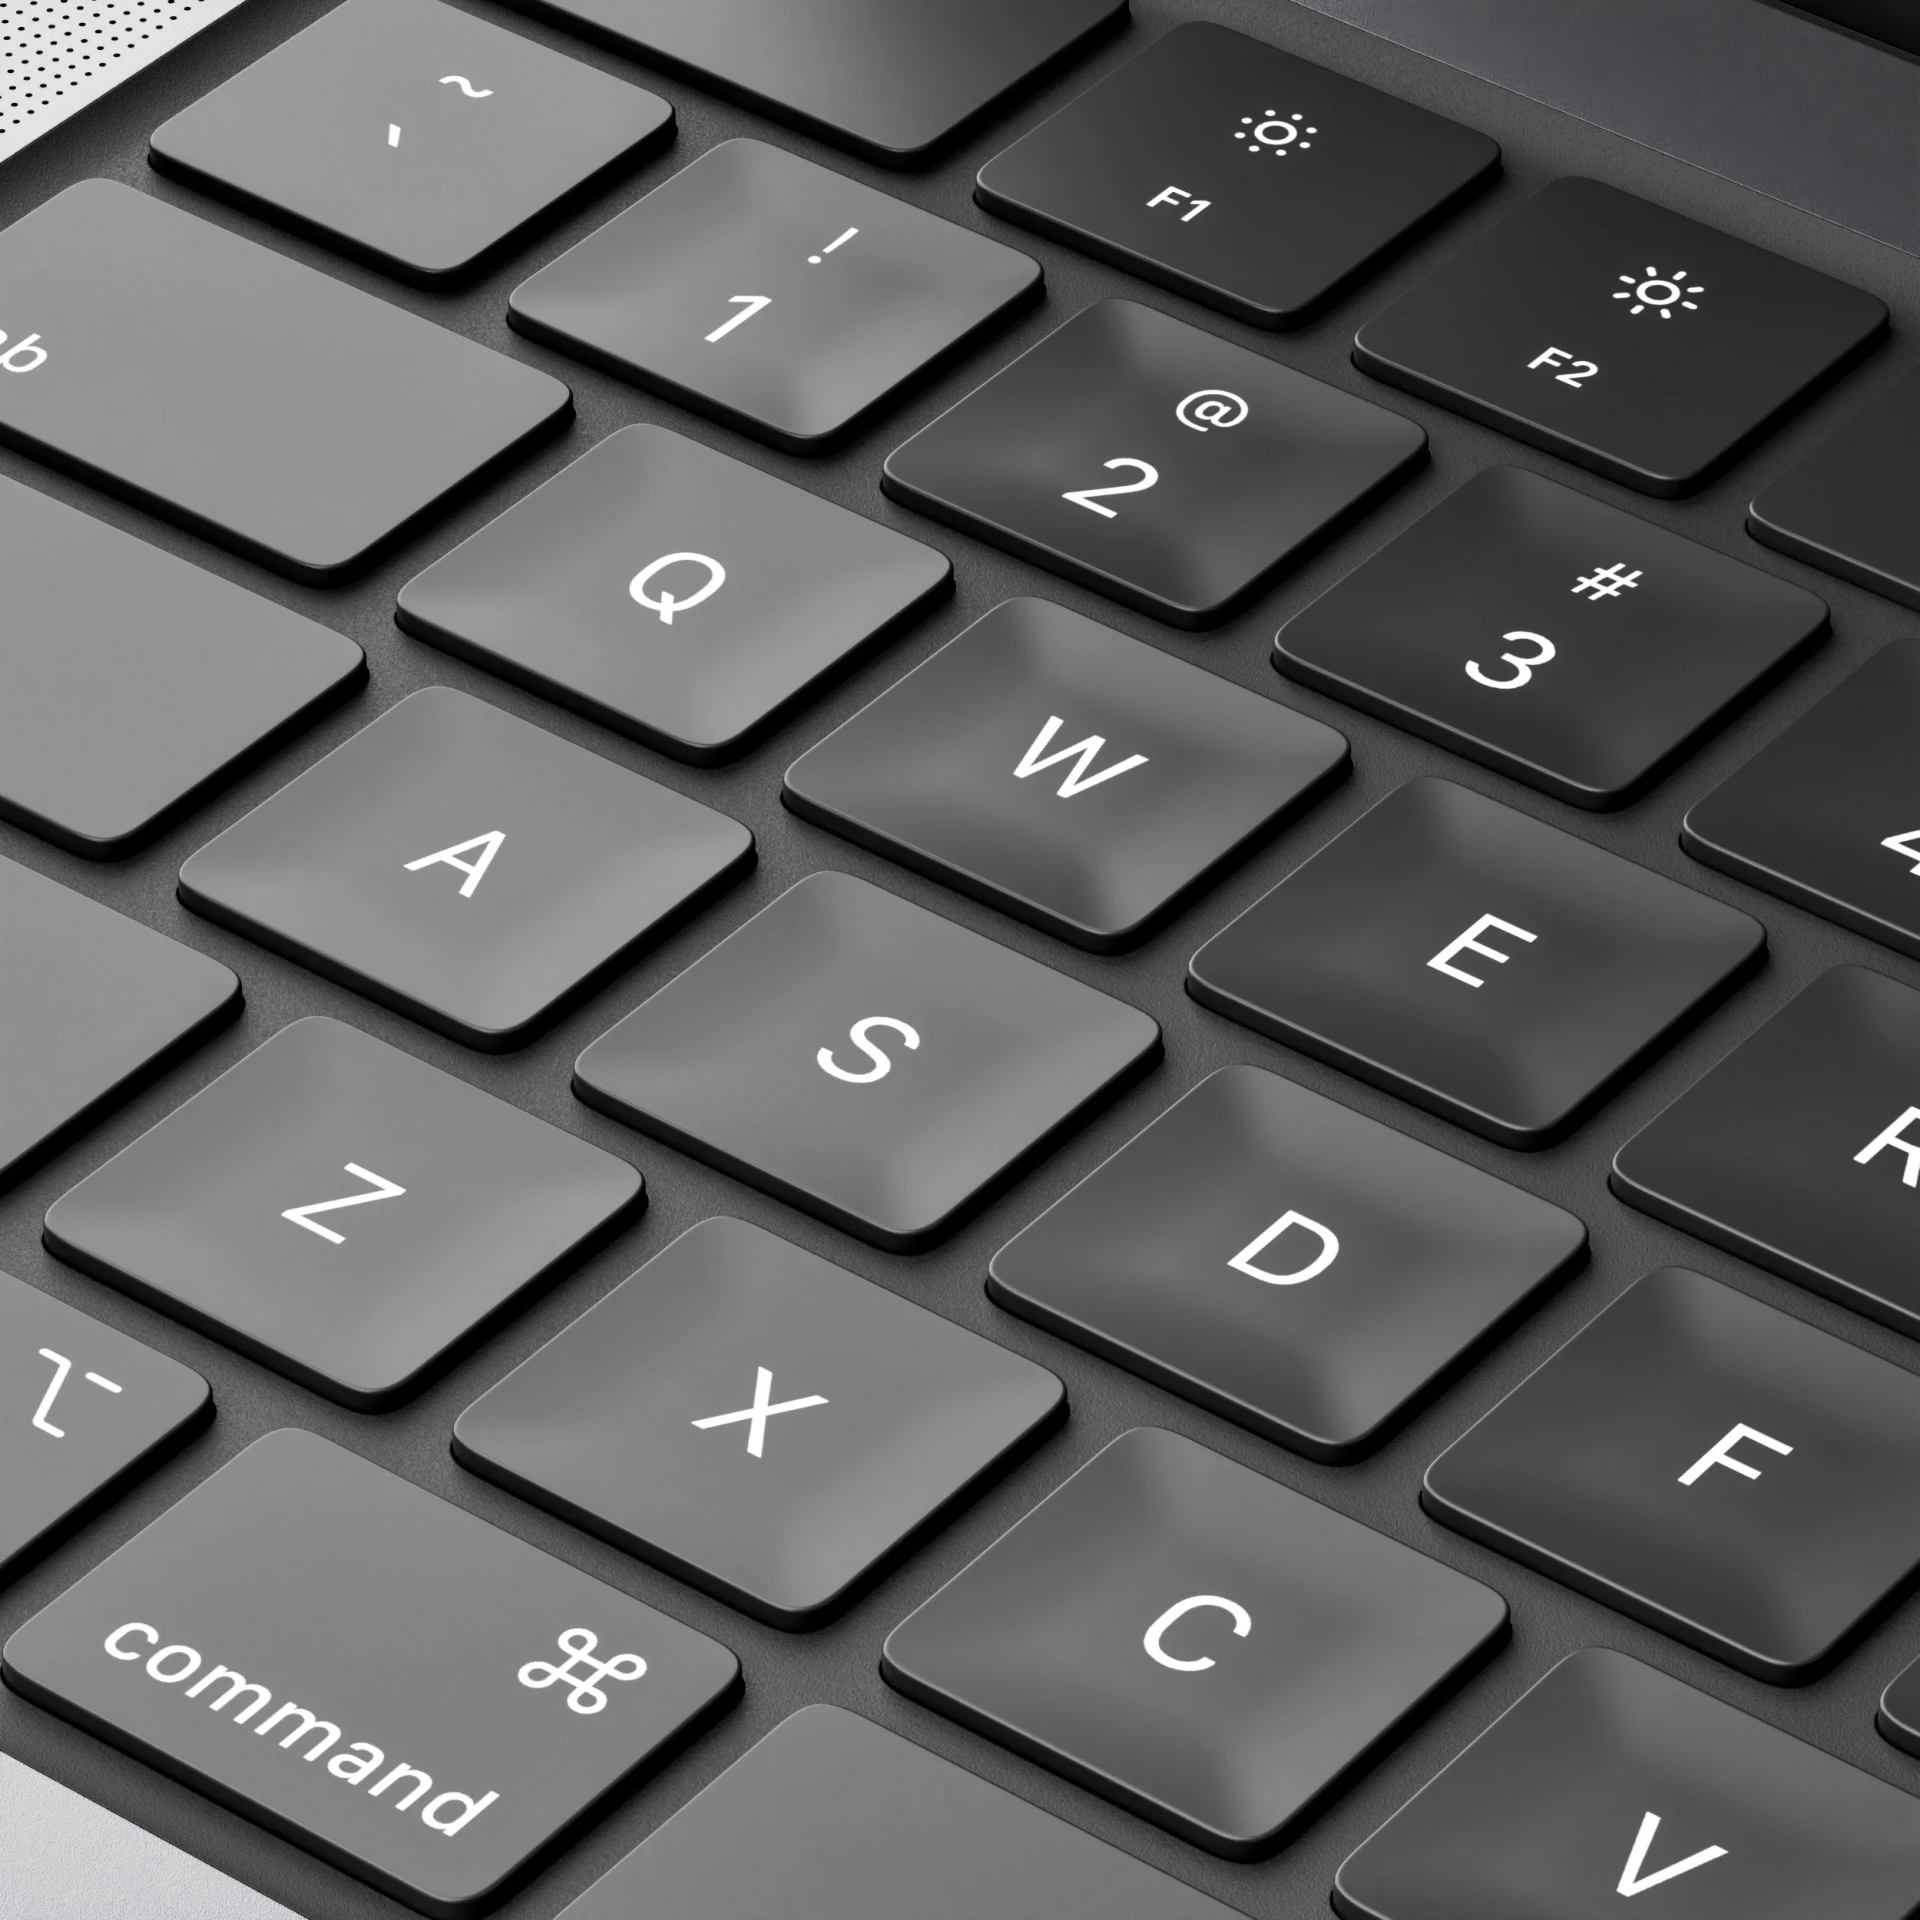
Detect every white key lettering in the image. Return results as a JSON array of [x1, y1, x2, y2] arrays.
[[1228, 1211, 1339, 1286], [404, 831, 503, 899], [817, 1016, 919, 1085], [1855, 1106, 1920, 1186], [1428, 913, 1537, 987], [1143, 1595, 1251, 1672], [1678, 1422, 1792, 1487], [1466, 630, 1556, 691], [282, 1164, 407, 1245], [1014, 716, 1148, 797], [1063, 458, 1158, 519], [691, 1366, 828, 1459], [1617, 1810, 1727, 1897]]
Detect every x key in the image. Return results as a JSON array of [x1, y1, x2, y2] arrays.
[[691, 1366, 828, 1459]]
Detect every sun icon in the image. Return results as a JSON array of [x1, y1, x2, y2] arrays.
[[1614, 266, 1704, 318], [1235, 111, 1316, 157]]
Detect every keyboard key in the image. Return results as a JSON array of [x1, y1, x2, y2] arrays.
[[989, 1066, 1585, 1461], [883, 1426, 1505, 1857], [178, 686, 753, 1050], [784, 597, 1348, 951], [1882, 1657, 1920, 1760], [455, 1216, 1064, 1627], [44, 1017, 643, 1409], [555, 1704, 1243, 1920], [1354, 177, 1887, 496], [1276, 466, 1827, 809], [0, 1269, 209, 1587], [509, 140, 1039, 454], [1, 1428, 739, 1919], [573, 871, 1159, 1250], [397, 424, 950, 764], [1334, 1648, 1920, 1920], [1613, 965, 1920, 1338], [1188, 778, 1763, 1148], [0, 180, 570, 583], [0, 475, 365, 859], [0, 857, 240, 1191], [976, 22, 1499, 328], [149, 0, 673, 285], [492, 0, 1127, 166], [884, 298, 1426, 627]]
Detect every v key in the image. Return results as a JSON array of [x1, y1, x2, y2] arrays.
[[1618, 1811, 1727, 1897]]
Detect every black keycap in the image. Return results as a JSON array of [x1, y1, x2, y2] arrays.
[[0, 474, 365, 859], [509, 139, 1039, 454], [397, 424, 950, 764], [1, 1428, 739, 1920], [1188, 778, 1763, 1148], [883, 1426, 1505, 1857], [575, 872, 1159, 1250], [149, 0, 673, 286], [0, 1269, 209, 1587], [989, 1066, 1585, 1461], [1334, 1648, 1920, 1920], [456, 1216, 1064, 1627], [0, 180, 570, 582], [0, 857, 240, 1191], [178, 686, 753, 1050], [1425, 1266, 1920, 1681], [884, 298, 1426, 627], [1276, 466, 1827, 809], [1354, 178, 1887, 496], [44, 1017, 643, 1409], [492, 0, 1127, 166], [1613, 965, 1920, 1339], [977, 22, 1498, 328], [555, 1704, 1243, 1920], [784, 597, 1348, 951]]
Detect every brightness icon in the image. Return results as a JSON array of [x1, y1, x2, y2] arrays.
[[1615, 266, 1703, 319], [1236, 111, 1316, 157]]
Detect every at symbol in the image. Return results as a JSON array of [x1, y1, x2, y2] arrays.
[[1176, 389, 1249, 432]]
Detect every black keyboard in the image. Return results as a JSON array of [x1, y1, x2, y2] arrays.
[[5, 0, 1920, 1915]]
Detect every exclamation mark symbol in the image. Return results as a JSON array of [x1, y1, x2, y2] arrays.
[[807, 227, 858, 264], [388, 124, 402, 147]]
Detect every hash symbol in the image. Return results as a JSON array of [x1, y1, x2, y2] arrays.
[[1573, 562, 1642, 601], [518, 1628, 647, 1715]]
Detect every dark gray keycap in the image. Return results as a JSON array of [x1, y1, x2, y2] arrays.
[[0, 474, 365, 858], [0, 857, 240, 1191], [1613, 965, 1920, 1339], [884, 1427, 1506, 1857], [44, 1017, 643, 1409], [1883, 1656, 1920, 1761], [510, 139, 1039, 453], [397, 424, 950, 763], [556, 1704, 1243, 1920], [884, 299, 1425, 627], [456, 1216, 1064, 1627], [0, 180, 570, 582], [784, 597, 1348, 950], [990, 1066, 1585, 1461], [977, 22, 1499, 328], [1425, 1266, 1920, 1681], [178, 686, 752, 1050], [0, 1269, 209, 1587], [1335, 1649, 1920, 1920], [1, 1429, 739, 1920], [149, 0, 673, 285], [1276, 466, 1827, 809], [1188, 778, 1764, 1147], [1354, 178, 1886, 496]]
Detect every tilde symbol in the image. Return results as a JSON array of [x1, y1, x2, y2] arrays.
[[518, 1628, 647, 1714]]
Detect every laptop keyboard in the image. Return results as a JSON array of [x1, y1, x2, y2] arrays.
[[3, 0, 1920, 1915]]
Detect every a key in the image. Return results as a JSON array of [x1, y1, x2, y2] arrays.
[[0, 180, 570, 582], [509, 139, 1039, 454], [397, 424, 951, 764], [1276, 465, 1827, 809], [149, 0, 674, 285], [0, 474, 365, 859], [1353, 177, 1887, 496], [572, 870, 1160, 1251], [1883, 1657, 1920, 1760], [1612, 964, 1920, 1338], [491, 0, 1127, 166], [555, 1703, 1242, 1920], [883, 298, 1426, 627], [455, 1216, 1064, 1627], [1, 1428, 740, 1920], [178, 686, 753, 1050], [1683, 641, 1920, 960], [44, 1016, 643, 1409], [989, 1065, 1585, 1461], [1187, 777, 1763, 1148], [0, 1269, 209, 1586], [1333, 1649, 1920, 1920], [783, 597, 1349, 951], [882, 1426, 1506, 1857], [0, 856, 240, 1191], [976, 22, 1499, 329]]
